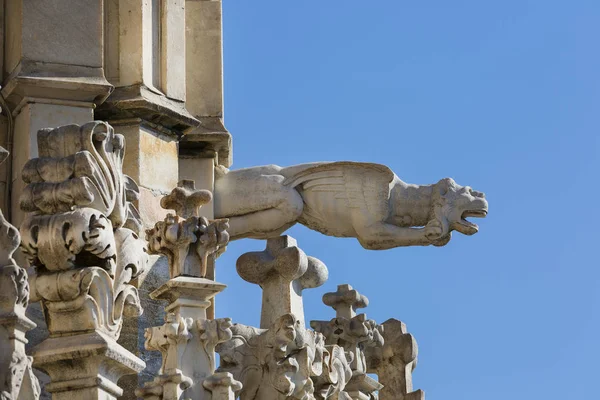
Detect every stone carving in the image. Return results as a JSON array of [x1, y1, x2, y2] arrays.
[[19, 122, 148, 339], [216, 236, 358, 400], [364, 319, 424, 400], [215, 162, 487, 249], [146, 181, 229, 278], [217, 313, 325, 400], [236, 236, 328, 328], [0, 146, 40, 400], [313, 344, 353, 400], [18, 123, 147, 399], [135, 313, 194, 400], [203, 372, 243, 400], [198, 317, 234, 371], [139, 180, 232, 400], [311, 285, 384, 400]]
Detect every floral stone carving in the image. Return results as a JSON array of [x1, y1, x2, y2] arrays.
[[18, 122, 147, 400], [217, 313, 326, 400], [0, 146, 40, 400], [215, 162, 488, 249], [19, 121, 148, 339], [138, 180, 232, 399], [146, 180, 229, 278], [311, 285, 384, 400]]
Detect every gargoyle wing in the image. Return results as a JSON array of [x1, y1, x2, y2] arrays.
[[282, 162, 395, 234]]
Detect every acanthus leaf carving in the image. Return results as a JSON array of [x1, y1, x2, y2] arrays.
[[18, 122, 148, 341]]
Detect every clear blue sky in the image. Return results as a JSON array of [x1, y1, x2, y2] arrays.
[[215, 2, 600, 398]]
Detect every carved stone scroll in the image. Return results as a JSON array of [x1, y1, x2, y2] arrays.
[[18, 123, 147, 400], [0, 146, 40, 400]]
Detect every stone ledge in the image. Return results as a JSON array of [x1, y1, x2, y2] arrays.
[[96, 84, 200, 134], [180, 118, 232, 167], [1, 60, 113, 114]]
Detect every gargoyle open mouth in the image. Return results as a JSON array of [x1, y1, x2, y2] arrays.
[[458, 209, 488, 232]]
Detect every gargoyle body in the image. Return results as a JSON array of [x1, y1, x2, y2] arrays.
[[215, 162, 488, 249]]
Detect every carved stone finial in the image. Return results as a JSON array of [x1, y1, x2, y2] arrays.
[[323, 284, 369, 320], [312, 283, 384, 399], [146, 181, 228, 278], [236, 235, 328, 328], [160, 180, 212, 219], [203, 372, 242, 400], [365, 318, 425, 400]]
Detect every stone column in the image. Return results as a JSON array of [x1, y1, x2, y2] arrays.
[[0, 146, 39, 399], [182, 0, 232, 319], [99, 2, 204, 396]]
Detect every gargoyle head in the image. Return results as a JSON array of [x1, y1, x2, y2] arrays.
[[431, 178, 488, 237]]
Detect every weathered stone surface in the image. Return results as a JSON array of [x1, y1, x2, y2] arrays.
[[138, 180, 232, 399], [203, 372, 242, 400], [215, 162, 488, 249]]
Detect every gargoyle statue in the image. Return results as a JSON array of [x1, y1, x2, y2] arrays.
[[214, 162, 488, 249]]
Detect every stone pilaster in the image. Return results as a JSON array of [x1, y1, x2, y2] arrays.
[[2, 0, 111, 226]]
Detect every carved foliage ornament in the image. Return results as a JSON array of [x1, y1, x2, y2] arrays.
[[18, 122, 148, 339], [217, 313, 331, 400], [146, 181, 229, 278], [0, 146, 40, 400]]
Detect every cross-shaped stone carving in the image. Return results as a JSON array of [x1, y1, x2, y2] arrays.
[[311, 284, 384, 399], [322, 283, 369, 320], [236, 235, 328, 329], [160, 180, 212, 218]]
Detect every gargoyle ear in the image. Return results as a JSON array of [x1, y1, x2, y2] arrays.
[[437, 178, 455, 195]]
